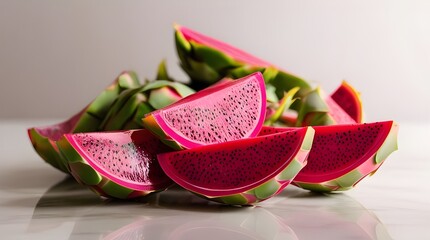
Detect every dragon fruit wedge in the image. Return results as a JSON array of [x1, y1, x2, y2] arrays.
[[174, 24, 311, 96], [174, 25, 363, 129], [57, 129, 173, 199], [157, 127, 315, 205], [260, 121, 398, 192], [142, 72, 267, 150], [330, 80, 363, 123]]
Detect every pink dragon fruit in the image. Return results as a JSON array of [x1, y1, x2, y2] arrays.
[[57, 129, 173, 199], [174, 25, 362, 128], [330, 80, 363, 123], [157, 127, 315, 205], [142, 72, 267, 149], [260, 121, 398, 192]]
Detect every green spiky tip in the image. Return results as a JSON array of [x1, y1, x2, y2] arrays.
[[228, 65, 265, 79], [181, 58, 221, 85], [271, 71, 312, 99], [262, 67, 279, 84], [142, 80, 195, 98], [104, 93, 147, 130], [265, 87, 300, 125], [296, 87, 332, 126], [99, 87, 144, 129], [191, 42, 240, 71], [123, 102, 154, 130], [156, 60, 174, 81]]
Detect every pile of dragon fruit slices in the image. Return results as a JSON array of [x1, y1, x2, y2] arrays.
[[28, 25, 398, 206]]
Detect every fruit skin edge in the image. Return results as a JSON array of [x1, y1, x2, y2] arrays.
[[293, 122, 399, 192]]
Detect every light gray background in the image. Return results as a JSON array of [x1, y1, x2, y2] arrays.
[[1, 0, 429, 123]]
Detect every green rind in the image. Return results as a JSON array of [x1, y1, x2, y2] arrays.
[[28, 129, 69, 173], [301, 126, 316, 151], [141, 115, 168, 140], [276, 158, 303, 181], [216, 194, 249, 206], [69, 161, 102, 185], [191, 42, 240, 72], [253, 179, 281, 200], [375, 122, 399, 164], [293, 182, 335, 192], [335, 169, 362, 189], [141, 114, 183, 150], [99, 180, 135, 199]]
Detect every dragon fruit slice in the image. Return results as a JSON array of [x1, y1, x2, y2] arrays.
[[175, 24, 311, 95], [260, 121, 398, 192], [175, 25, 334, 128], [330, 80, 363, 123], [28, 71, 141, 173], [157, 127, 315, 205], [57, 129, 173, 199], [142, 72, 266, 149]]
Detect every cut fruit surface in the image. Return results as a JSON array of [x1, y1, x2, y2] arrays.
[[57, 129, 173, 199], [330, 81, 363, 123], [157, 127, 314, 205], [260, 121, 398, 192], [142, 72, 266, 149]]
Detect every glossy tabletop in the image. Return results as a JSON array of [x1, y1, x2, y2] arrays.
[[1, 120, 429, 240]]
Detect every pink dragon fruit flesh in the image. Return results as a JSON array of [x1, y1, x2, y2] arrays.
[[142, 72, 267, 150], [157, 127, 315, 205], [260, 121, 398, 192], [56, 129, 174, 199]]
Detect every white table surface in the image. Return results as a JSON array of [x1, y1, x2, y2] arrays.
[[1, 119, 429, 240]]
